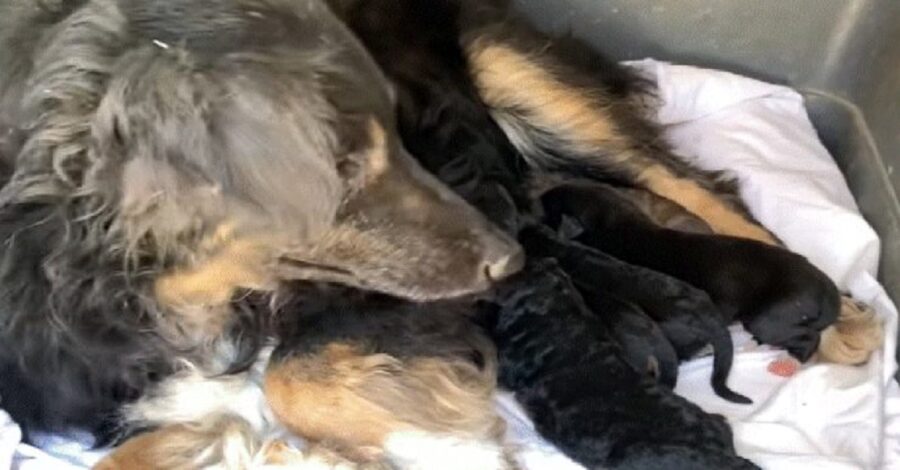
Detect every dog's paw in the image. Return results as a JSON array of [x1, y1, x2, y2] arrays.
[[817, 296, 883, 365]]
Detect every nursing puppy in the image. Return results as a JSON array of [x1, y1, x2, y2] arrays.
[[521, 226, 750, 403], [581, 287, 680, 388], [540, 182, 843, 362], [486, 260, 759, 470], [329, 0, 881, 366], [0, 0, 522, 444]]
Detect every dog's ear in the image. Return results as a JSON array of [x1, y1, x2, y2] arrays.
[[118, 158, 226, 262]]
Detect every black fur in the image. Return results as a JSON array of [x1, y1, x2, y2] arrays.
[[0, 201, 171, 445], [269, 284, 492, 370], [580, 289, 679, 388], [541, 182, 840, 361], [520, 225, 751, 404], [485, 260, 759, 470], [330, 0, 532, 235]]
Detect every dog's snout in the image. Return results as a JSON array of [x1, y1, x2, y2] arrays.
[[483, 240, 525, 282]]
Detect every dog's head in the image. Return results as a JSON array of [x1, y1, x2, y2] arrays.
[[1, 0, 522, 306]]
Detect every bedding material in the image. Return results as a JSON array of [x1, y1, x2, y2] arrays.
[[2, 59, 896, 470]]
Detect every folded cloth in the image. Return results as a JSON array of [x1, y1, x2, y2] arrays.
[[3, 59, 897, 470]]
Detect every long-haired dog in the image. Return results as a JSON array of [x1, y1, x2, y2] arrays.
[[330, 0, 880, 367], [0, 0, 523, 445]]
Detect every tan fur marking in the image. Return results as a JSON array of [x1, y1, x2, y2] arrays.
[[365, 119, 390, 180], [96, 416, 269, 469], [264, 344, 409, 460], [264, 440, 384, 469], [465, 43, 774, 243], [466, 42, 623, 158], [639, 166, 777, 244], [154, 238, 277, 309], [616, 187, 713, 234], [264, 344, 502, 461], [93, 425, 190, 470], [819, 297, 883, 365], [367, 357, 501, 438]]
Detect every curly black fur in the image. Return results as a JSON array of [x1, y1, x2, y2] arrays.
[[485, 260, 759, 470], [521, 225, 750, 404], [0, 201, 172, 445], [579, 289, 680, 388]]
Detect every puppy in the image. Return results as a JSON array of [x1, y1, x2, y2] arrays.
[[609, 186, 713, 234], [0, 0, 522, 443], [521, 225, 750, 404], [485, 260, 759, 469], [540, 182, 841, 362], [581, 290, 680, 388]]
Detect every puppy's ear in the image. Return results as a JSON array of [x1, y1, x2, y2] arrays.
[[557, 214, 585, 240]]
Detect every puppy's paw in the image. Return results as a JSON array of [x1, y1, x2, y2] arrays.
[[818, 297, 883, 365]]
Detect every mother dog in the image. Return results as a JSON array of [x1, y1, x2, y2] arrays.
[[0, 0, 522, 443]]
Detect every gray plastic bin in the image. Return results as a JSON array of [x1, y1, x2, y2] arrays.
[[513, 0, 899, 306]]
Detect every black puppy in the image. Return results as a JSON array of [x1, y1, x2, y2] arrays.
[[522, 225, 750, 404], [486, 260, 759, 470], [582, 289, 679, 388], [541, 182, 840, 361]]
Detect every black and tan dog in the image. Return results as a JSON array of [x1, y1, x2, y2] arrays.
[[0, 0, 522, 448]]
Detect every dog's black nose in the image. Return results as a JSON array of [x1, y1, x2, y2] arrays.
[[788, 331, 820, 362]]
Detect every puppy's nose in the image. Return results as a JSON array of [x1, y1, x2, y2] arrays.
[[484, 244, 525, 281]]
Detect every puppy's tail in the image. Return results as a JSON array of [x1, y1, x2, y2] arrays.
[[710, 323, 752, 404]]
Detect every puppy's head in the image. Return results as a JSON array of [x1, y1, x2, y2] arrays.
[[742, 252, 841, 361], [6, 0, 522, 307]]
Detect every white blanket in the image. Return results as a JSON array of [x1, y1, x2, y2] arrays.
[[1, 60, 896, 470]]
